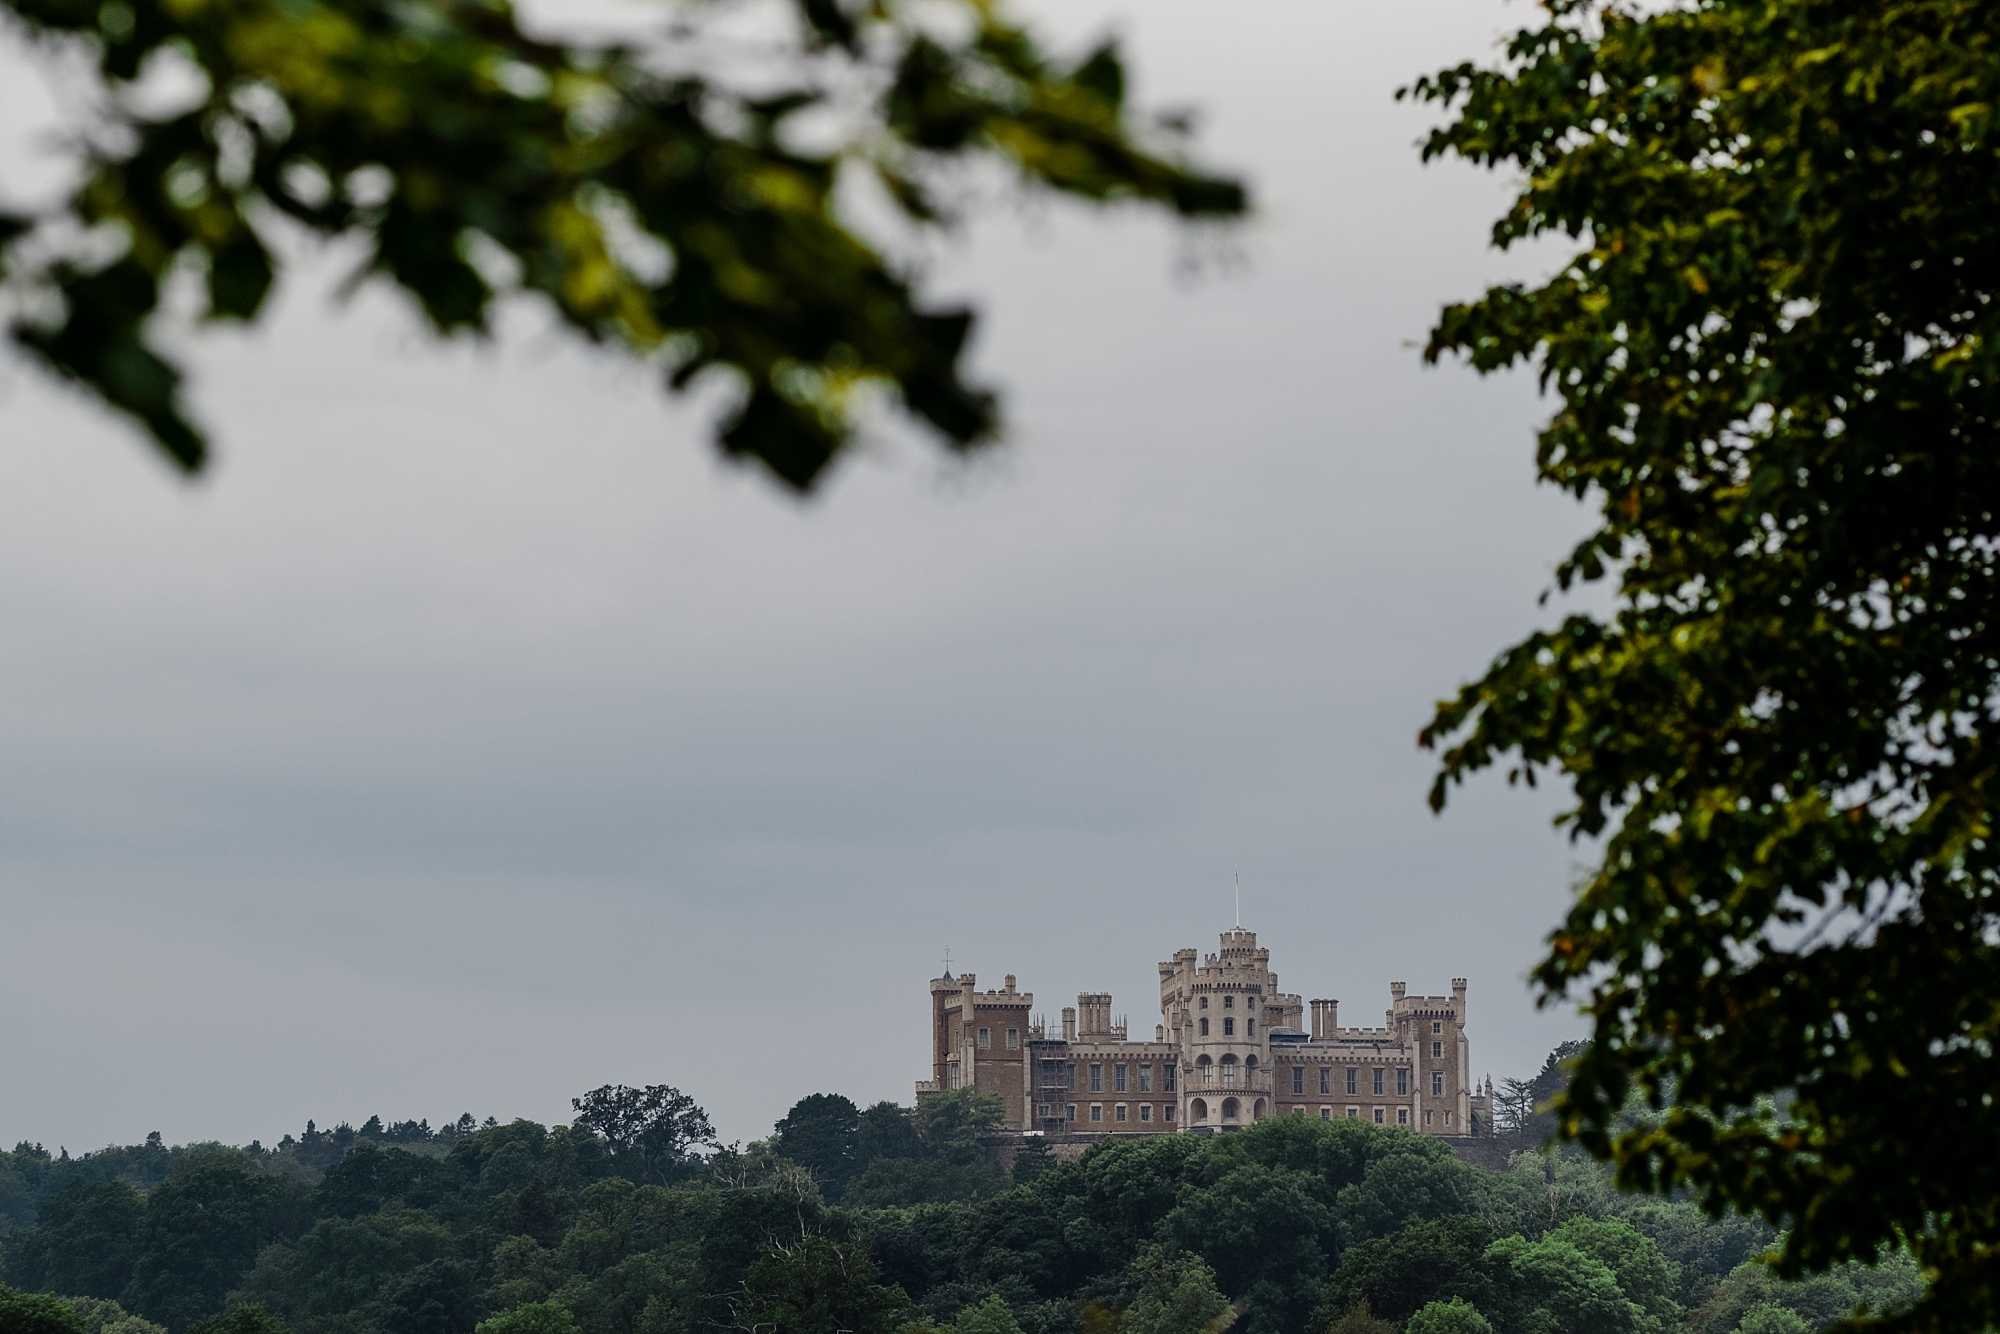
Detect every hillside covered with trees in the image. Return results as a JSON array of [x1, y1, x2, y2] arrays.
[[0, 1053, 1923, 1334]]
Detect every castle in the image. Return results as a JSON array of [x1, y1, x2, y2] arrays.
[[919, 923, 1492, 1137]]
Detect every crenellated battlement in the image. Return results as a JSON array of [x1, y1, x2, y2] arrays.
[[926, 923, 1478, 1139]]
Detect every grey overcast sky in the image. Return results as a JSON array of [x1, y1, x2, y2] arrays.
[[1, 0, 1593, 1154]]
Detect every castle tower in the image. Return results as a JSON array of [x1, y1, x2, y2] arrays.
[[1176, 925, 1276, 1130]]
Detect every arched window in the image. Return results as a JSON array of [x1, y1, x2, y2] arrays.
[[1190, 1098, 1209, 1122], [1221, 1097, 1240, 1122], [1220, 1054, 1239, 1085], [1252, 1098, 1266, 1121]]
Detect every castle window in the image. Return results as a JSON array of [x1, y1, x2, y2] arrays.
[[1445, 1111, 1454, 1128], [1319, 1107, 1331, 1120], [1164, 1103, 1175, 1122], [1066, 1104, 1076, 1121], [1432, 1041, 1443, 1059], [1089, 1064, 1103, 1092], [1319, 1068, 1331, 1095], [978, 1027, 991, 1049], [1346, 1067, 1358, 1095], [1163, 1065, 1176, 1092], [1139, 1103, 1152, 1122], [1199, 996, 1209, 1009], [1222, 1017, 1235, 1036], [1090, 1104, 1103, 1123], [1424, 1110, 1434, 1125], [1372, 1068, 1384, 1096], [1346, 1106, 1359, 1119], [1433, 1021, 1443, 1034], [1291, 1067, 1304, 1094], [1138, 1066, 1152, 1092], [1115, 1104, 1127, 1123], [1223, 995, 1234, 1009], [1397, 1069, 1410, 1095], [1114, 1064, 1127, 1092], [1007, 1027, 1020, 1050], [1248, 1018, 1256, 1036], [1373, 1107, 1386, 1125], [1199, 1018, 1209, 1036], [1398, 1108, 1410, 1126], [1432, 1072, 1445, 1096]]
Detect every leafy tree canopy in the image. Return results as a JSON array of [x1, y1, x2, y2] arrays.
[[1408, 0, 2000, 1325], [1404, 1297, 1493, 1334], [568, 1085, 715, 1186], [771, 1093, 861, 1199], [0, 1284, 87, 1334], [0, 0, 1243, 490], [472, 1301, 580, 1334]]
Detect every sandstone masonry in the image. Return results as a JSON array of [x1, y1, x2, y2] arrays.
[[919, 924, 1493, 1137]]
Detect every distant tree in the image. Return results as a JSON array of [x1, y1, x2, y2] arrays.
[[358, 1118, 384, 1141], [772, 1095, 861, 1199], [914, 1090, 1005, 1163], [1010, 1138, 1054, 1187], [62, 1298, 166, 1334], [1334, 1152, 1488, 1247], [122, 1164, 294, 1329], [569, 1086, 717, 1186], [1321, 1306, 1393, 1334], [1319, 1218, 1493, 1325], [186, 1307, 292, 1334], [1621, 1202, 1776, 1308], [1119, 1248, 1233, 1334], [1492, 1081, 1537, 1139], [0, 1284, 85, 1334], [0, 1180, 144, 1298], [1478, 1235, 1649, 1334], [475, 1303, 581, 1334], [1161, 1164, 1335, 1329], [732, 1236, 912, 1333], [1404, 1299, 1493, 1334], [1546, 1217, 1682, 1325], [1733, 1308, 1810, 1334], [951, 1295, 1027, 1334], [857, 1102, 922, 1165]]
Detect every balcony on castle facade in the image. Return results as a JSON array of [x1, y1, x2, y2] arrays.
[[1182, 1068, 1274, 1094]]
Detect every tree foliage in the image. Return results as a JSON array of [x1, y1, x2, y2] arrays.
[[0, 1052, 1920, 1334], [0, 0, 1243, 490], [0, 1283, 87, 1334], [1407, 1, 2000, 1326], [771, 1093, 861, 1200], [567, 1085, 715, 1186], [1405, 1298, 1494, 1334]]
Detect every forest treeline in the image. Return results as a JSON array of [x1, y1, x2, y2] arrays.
[[0, 1049, 1921, 1334]]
